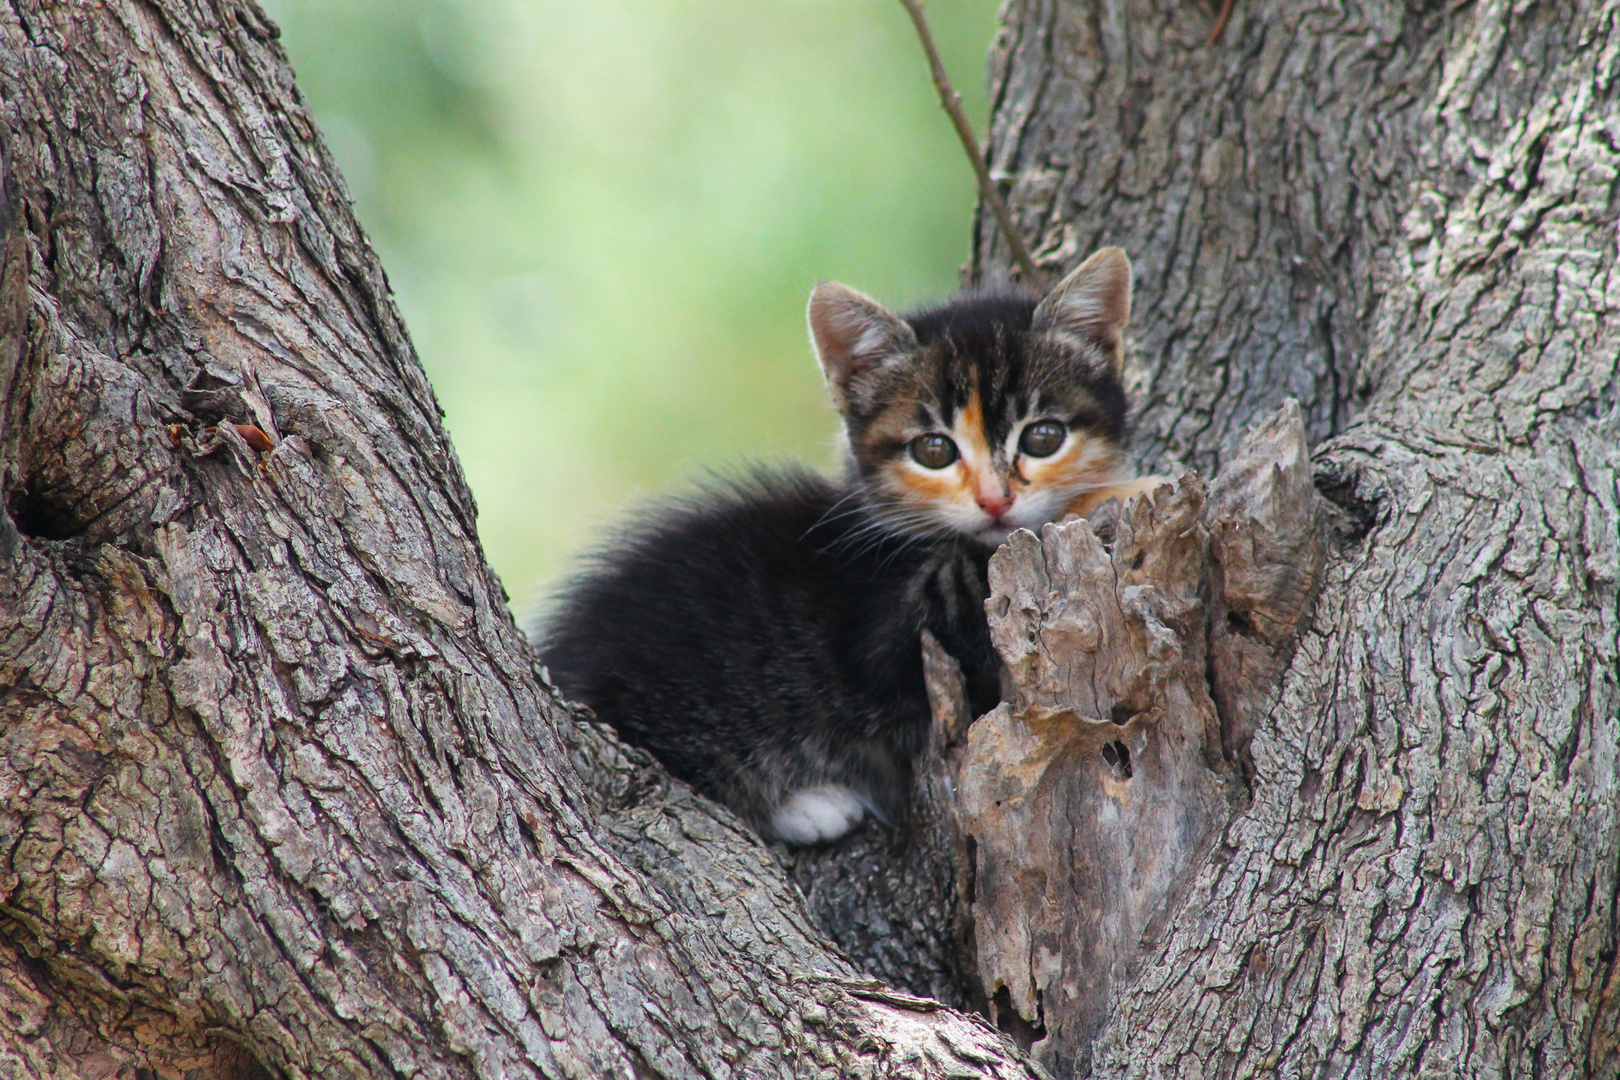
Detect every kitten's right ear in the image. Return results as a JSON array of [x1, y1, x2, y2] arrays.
[[1032, 246, 1132, 373], [808, 282, 918, 402]]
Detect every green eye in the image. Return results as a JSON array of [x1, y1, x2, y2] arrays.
[[1019, 421, 1067, 458], [909, 433, 960, 469]]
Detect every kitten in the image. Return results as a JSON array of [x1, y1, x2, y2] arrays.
[[539, 248, 1163, 844]]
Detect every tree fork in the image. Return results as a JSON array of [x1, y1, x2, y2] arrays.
[[1, 0, 1616, 1078]]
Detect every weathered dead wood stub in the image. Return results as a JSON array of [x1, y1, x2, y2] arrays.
[[1204, 405, 1329, 770], [938, 401, 1324, 1076]]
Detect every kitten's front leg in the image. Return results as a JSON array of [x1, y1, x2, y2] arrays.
[[1066, 475, 1173, 518]]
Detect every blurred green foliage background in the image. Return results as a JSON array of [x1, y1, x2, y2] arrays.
[[265, 0, 998, 607]]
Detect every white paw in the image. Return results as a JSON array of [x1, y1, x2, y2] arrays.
[[770, 785, 868, 845]]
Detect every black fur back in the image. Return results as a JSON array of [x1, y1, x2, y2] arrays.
[[539, 467, 1001, 835]]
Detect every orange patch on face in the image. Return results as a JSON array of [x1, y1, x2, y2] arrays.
[[956, 390, 992, 463], [879, 383, 1021, 518], [1031, 434, 1123, 504], [1022, 434, 1091, 486], [888, 465, 965, 503], [1028, 432, 1128, 517], [954, 388, 1006, 503]]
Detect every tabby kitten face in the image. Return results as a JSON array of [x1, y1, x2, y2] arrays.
[[808, 248, 1135, 547]]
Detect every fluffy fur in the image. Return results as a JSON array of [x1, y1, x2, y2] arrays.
[[540, 248, 1159, 843]]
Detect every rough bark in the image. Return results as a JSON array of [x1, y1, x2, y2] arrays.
[[0, 3, 1041, 1078], [966, 0, 1620, 1075]]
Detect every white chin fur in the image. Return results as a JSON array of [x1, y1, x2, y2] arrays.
[[771, 784, 869, 845], [970, 492, 1079, 546], [975, 524, 1020, 547]]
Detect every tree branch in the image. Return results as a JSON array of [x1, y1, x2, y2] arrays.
[[897, 0, 1041, 286]]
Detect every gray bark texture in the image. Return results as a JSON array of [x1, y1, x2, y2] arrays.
[[0, 3, 1042, 1078], [957, 0, 1619, 1075]]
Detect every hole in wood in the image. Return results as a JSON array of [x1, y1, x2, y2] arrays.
[[1100, 740, 1133, 779], [1109, 702, 1133, 725], [6, 478, 84, 540], [1226, 609, 1256, 636], [990, 985, 1046, 1051], [1315, 464, 1380, 543]]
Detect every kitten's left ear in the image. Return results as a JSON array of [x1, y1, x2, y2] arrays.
[[1031, 246, 1132, 374], [808, 282, 919, 403]]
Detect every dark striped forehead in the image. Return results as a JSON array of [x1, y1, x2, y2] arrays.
[[904, 293, 1037, 441], [907, 293, 1124, 437], [907, 293, 1038, 349], [836, 288, 1128, 469]]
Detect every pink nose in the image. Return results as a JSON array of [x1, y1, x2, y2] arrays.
[[978, 493, 1014, 519]]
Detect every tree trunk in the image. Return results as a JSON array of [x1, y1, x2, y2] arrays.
[[2, 1, 1615, 1079], [961, 0, 1619, 1075], [0, 4, 1039, 1078]]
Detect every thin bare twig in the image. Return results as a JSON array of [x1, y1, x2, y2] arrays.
[[898, 0, 1042, 286], [1207, 0, 1236, 46]]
